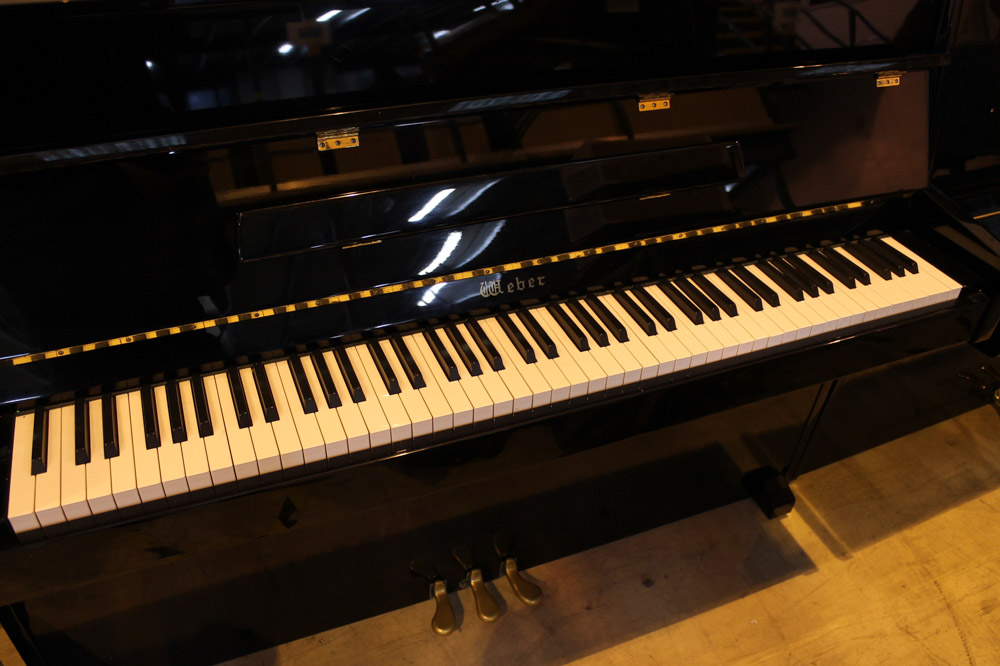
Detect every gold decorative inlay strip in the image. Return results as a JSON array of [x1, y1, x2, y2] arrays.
[[3, 198, 875, 368]]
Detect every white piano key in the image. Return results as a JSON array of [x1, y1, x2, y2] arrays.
[[464, 320, 541, 411], [177, 380, 214, 492], [275, 361, 327, 464], [335, 347, 393, 455], [701, 274, 780, 350], [212, 374, 261, 482], [299, 356, 350, 462], [347, 346, 412, 445], [797, 254, 873, 327], [328, 349, 393, 454], [433, 332, 496, 422], [630, 288, 713, 367], [7, 413, 40, 533], [577, 297, 662, 379], [263, 362, 305, 471], [503, 313, 575, 402], [238, 366, 283, 475], [319, 351, 378, 457], [375, 338, 435, 439], [479, 318, 553, 408], [405, 333, 475, 428], [59, 404, 91, 521], [744, 264, 822, 338], [532, 306, 611, 394], [85, 399, 116, 516], [830, 247, 905, 318], [34, 408, 65, 528], [110, 393, 140, 510], [876, 237, 957, 306], [153, 385, 190, 498], [633, 285, 714, 366], [450, 326, 516, 417], [128, 391, 165, 503], [566, 299, 646, 381], [882, 237, 962, 301], [391, 336, 455, 431], [597, 293, 680, 373], [549, 303, 628, 389], [200, 377, 237, 486]]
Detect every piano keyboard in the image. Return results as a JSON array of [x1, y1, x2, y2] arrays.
[[5, 237, 962, 536]]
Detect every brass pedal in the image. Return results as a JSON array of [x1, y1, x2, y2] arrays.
[[409, 559, 457, 636], [494, 533, 543, 607], [453, 544, 501, 623]]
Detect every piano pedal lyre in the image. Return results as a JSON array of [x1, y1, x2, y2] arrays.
[[452, 544, 502, 623], [409, 559, 457, 636], [493, 532, 543, 607]]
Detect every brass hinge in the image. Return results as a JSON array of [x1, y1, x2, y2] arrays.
[[876, 71, 903, 88], [638, 94, 673, 112], [317, 128, 360, 151]]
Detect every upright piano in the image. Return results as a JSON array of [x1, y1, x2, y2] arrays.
[[1, 0, 999, 662]]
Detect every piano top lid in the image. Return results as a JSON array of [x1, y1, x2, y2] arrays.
[[0, 0, 953, 173]]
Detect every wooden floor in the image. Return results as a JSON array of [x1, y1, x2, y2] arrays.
[[227, 403, 1000, 665]]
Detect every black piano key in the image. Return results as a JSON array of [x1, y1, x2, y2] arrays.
[[288, 354, 320, 412], [547, 303, 589, 351], [101, 393, 119, 458], [585, 295, 629, 342], [165, 379, 187, 443], [516, 309, 558, 359], [771, 258, 818, 298], [74, 398, 90, 465], [731, 264, 781, 307], [140, 384, 160, 449], [613, 290, 656, 334], [333, 348, 366, 402], [786, 254, 834, 294], [444, 325, 482, 377], [756, 261, 804, 301], [631, 287, 677, 331], [565, 300, 609, 347], [806, 249, 856, 288], [717, 269, 763, 311], [674, 277, 722, 320], [30, 407, 47, 475], [227, 367, 253, 428], [424, 329, 461, 381], [657, 281, 704, 325], [497, 313, 537, 363], [866, 237, 915, 275], [190, 372, 213, 438], [819, 247, 870, 285], [389, 337, 426, 389], [252, 361, 281, 420], [843, 242, 893, 280], [465, 320, 503, 371], [310, 351, 343, 407], [692, 274, 739, 317], [367, 341, 404, 393]]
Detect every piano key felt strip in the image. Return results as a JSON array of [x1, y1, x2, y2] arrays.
[[4, 199, 877, 369]]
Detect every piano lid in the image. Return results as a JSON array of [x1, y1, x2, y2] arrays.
[[0, 0, 952, 171]]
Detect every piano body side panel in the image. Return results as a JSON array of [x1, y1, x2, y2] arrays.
[[798, 343, 1000, 476]]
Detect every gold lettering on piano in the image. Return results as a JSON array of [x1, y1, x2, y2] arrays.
[[3, 198, 877, 368]]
